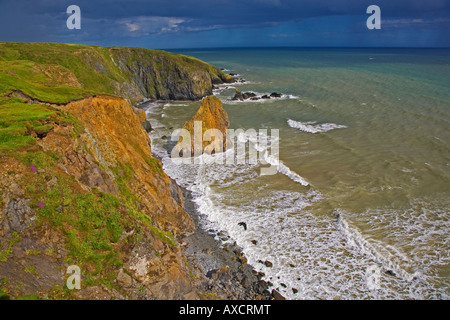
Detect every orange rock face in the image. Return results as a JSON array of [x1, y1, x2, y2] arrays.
[[63, 96, 194, 235], [175, 96, 230, 156]]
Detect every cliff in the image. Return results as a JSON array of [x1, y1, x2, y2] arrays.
[[0, 95, 200, 299], [0, 43, 262, 300], [175, 96, 230, 156]]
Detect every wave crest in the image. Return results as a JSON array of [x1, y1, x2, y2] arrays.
[[288, 119, 347, 133]]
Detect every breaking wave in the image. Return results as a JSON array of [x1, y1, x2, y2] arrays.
[[288, 119, 347, 133]]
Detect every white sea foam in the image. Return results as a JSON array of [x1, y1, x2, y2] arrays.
[[163, 103, 189, 107], [287, 119, 347, 133], [235, 129, 309, 187], [222, 92, 299, 105], [336, 212, 417, 282], [262, 151, 309, 187]]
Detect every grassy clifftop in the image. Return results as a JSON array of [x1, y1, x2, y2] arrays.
[[0, 42, 232, 104]]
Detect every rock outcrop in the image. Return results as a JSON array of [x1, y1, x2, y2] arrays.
[[232, 89, 257, 100], [175, 96, 230, 156], [231, 89, 283, 101], [0, 42, 234, 105]]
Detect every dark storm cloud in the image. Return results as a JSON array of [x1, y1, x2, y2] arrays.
[[0, 0, 449, 47]]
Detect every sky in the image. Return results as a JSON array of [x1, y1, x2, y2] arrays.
[[0, 0, 449, 49]]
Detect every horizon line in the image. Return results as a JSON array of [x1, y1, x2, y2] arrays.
[[1, 41, 449, 51], [165, 46, 450, 51]]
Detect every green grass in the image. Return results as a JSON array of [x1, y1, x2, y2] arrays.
[[14, 294, 42, 300], [34, 176, 125, 272], [14, 151, 59, 169], [25, 249, 41, 256], [0, 98, 84, 154], [0, 60, 90, 103], [0, 288, 10, 300], [0, 99, 54, 151], [0, 232, 20, 262], [0, 97, 84, 152], [145, 157, 163, 176], [0, 43, 124, 103], [24, 266, 38, 276]]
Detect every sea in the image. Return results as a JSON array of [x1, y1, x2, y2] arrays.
[[143, 48, 450, 300]]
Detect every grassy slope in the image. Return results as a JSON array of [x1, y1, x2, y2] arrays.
[[0, 43, 116, 103]]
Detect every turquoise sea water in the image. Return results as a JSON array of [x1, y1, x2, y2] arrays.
[[147, 48, 450, 299]]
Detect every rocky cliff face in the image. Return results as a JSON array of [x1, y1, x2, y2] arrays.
[[175, 96, 231, 156], [110, 48, 232, 101]]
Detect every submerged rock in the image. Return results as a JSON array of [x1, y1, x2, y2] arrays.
[[238, 222, 247, 230], [231, 89, 257, 101], [232, 89, 244, 100], [231, 89, 284, 101]]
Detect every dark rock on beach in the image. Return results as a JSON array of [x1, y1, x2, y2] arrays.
[[272, 289, 286, 300], [264, 260, 273, 268], [141, 119, 153, 132], [385, 269, 396, 277], [181, 189, 273, 300]]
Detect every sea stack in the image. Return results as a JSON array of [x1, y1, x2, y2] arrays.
[[175, 96, 230, 156]]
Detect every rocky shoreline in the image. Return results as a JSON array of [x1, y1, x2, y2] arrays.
[[180, 187, 280, 300]]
